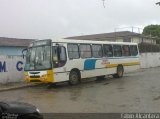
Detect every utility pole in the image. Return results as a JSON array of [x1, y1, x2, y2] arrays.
[[102, 0, 106, 8]]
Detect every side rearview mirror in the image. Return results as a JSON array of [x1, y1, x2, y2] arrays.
[[22, 48, 28, 59], [57, 46, 61, 54]]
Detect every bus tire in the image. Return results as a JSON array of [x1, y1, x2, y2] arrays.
[[69, 70, 80, 85], [113, 65, 124, 78]]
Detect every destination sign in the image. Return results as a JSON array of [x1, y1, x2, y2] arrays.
[[29, 39, 51, 47]]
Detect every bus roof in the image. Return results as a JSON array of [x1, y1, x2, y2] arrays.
[[50, 38, 138, 45]]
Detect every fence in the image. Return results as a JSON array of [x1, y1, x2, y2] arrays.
[[139, 43, 160, 53]]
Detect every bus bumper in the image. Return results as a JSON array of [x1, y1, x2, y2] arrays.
[[24, 70, 54, 83]]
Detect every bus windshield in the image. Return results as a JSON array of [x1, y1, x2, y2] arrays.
[[25, 45, 51, 71]]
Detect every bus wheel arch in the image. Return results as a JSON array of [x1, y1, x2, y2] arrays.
[[69, 68, 81, 85], [113, 64, 124, 78]]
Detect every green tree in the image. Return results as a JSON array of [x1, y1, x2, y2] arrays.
[[143, 25, 160, 37]]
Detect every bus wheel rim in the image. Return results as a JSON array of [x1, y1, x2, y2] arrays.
[[70, 73, 78, 84], [118, 70, 123, 76]]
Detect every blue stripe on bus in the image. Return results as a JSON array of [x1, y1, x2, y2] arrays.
[[84, 59, 97, 70]]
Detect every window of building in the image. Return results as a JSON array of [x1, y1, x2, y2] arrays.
[[79, 44, 92, 58], [92, 44, 103, 58], [130, 45, 138, 56], [113, 45, 122, 57], [103, 44, 113, 57], [122, 45, 131, 56], [68, 44, 79, 59], [123, 37, 131, 42]]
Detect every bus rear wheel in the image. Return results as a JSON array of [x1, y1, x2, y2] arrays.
[[113, 65, 124, 78], [69, 71, 80, 85]]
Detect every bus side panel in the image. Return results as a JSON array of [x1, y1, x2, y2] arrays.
[[53, 56, 140, 82], [54, 72, 69, 82], [80, 58, 117, 78], [53, 59, 83, 82], [107, 57, 140, 73]]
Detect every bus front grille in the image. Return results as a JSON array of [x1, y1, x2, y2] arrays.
[[30, 80, 41, 82], [30, 76, 40, 78]]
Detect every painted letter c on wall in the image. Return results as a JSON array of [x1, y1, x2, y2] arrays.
[[16, 61, 24, 71]]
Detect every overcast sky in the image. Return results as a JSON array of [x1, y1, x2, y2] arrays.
[[0, 0, 160, 39]]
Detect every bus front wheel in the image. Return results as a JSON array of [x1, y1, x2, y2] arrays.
[[69, 70, 80, 85], [113, 65, 124, 78]]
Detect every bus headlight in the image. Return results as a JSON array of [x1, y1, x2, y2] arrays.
[[40, 74, 48, 80], [25, 75, 30, 81]]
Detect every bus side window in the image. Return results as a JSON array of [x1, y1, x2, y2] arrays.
[[68, 44, 79, 59], [103, 44, 113, 57], [52, 46, 67, 68], [130, 45, 138, 56], [113, 45, 122, 57], [122, 45, 131, 56], [92, 44, 103, 58], [79, 44, 92, 58], [52, 46, 58, 68]]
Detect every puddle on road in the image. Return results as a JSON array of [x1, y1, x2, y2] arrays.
[[0, 76, 122, 108], [153, 96, 160, 101]]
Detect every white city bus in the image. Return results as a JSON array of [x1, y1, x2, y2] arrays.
[[24, 39, 140, 85]]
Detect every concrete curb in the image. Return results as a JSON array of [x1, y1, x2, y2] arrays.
[[0, 83, 41, 92]]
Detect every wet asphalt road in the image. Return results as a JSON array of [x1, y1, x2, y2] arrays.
[[0, 67, 160, 113]]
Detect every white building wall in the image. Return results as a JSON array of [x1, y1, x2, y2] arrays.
[[132, 37, 141, 43], [116, 38, 123, 42], [0, 53, 160, 83], [0, 55, 25, 84], [140, 53, 160, 68]]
